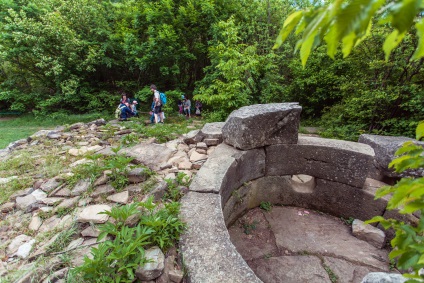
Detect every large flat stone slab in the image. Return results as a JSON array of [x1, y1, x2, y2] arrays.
[[264, 206, 389, 270], [180, 192, 261, 283], [358, 134, 424, 178], [323, 256, 380, 283], [266, 136, 375, 187], [222, 103, 301, 150], [249, 255, 331, 283], [228, 208, 278, 261], [119, 143, 175, 171]]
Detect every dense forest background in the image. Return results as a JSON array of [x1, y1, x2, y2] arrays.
[[0, 0, 423, 140]]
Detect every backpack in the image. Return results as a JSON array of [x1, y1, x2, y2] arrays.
[[160, 92, 167, 105], [115, 104, 125, 119]]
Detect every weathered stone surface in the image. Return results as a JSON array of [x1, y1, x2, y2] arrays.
[[28, 215, 43, 231], [93, 173, 110, 186], [77, 205, 111, 223], [40, 178, 62, 192], [266, 136, 375, 187], [128, 167, 149, 183], [15, 239, 36, 258], [352, 219, 386, 249], [264, 206, 389, 270], [41, 197, 64, 206], [71, 179, 90, 196], [81, 226, 100, 238], [223, 176, 293, 226], [361, 272, 407, 283], [16, 194, 37, 211], [69, 122, 85, 130], [168, 270, 184, 283], [250, 256, 330, 283], [144, 181, 168, 202], [177, 159, 192, 170], [359, 134, 424, 178], [1, 202, 15, 213], [119, 143, 175, 171], [222, 103, 301, 150], [69, 158, 93, 168], [7, 234, 33, 255], [55, 196, 79, 210], [199, 122, 226, 142], [182, 130, 203, 145], [87, 119, 106, 126], [7, 138, 27, 150], [106, 191, 129, 204], [228, 209, 278, 261], [324, 256, 379, 283], [180, 192, 262, 283], [30, 189, 47, 201], [91, 184, 116, 198], [190, 143, 265, 205], [189, 151, 208, 162], [135, 246, 165, 280], [291, 174, 316, 193], [39, 216, 61, 233], [203, 138, 220, 147]]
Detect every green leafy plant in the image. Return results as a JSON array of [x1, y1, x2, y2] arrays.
[[323, 264, 338, 283], [74, 198, 185, 282], [242, 221, 257, 235], [259, 201, 273, 212], [367, 122, 424, 281], [274, 0, 424, 66], [341, 216, 355, 226]]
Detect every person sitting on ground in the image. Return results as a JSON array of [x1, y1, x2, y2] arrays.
[[119, 102, 134, 121], [177, 99, 183, 115], [120, 93, 130, 104], [130, 100, 138, 117]]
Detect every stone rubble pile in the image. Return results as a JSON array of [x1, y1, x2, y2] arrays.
[[0, 118, 224, 283]]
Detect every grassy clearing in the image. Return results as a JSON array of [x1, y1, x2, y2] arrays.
[[0, 112, 111, 149]]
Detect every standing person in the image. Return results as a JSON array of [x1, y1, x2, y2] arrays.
[[153, 97, 162, 124], [183, 97, 191, 119], [177, 99, 183, 115], [195, 100, 202, 117], [150, 84, 164, 123]]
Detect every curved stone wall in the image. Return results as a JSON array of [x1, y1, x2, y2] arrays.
[[179, 103, 413, 282]]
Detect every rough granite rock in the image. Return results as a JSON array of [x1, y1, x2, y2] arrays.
[[198, 122, 226, 142], [190, 143, 265, 205], [358, 134, 424, 178], [119, 143, 175, 171], [266, 136, 375, 188], [250, 256, 331, 283], [180, 192, 262, 283], [352, 219, 386, 249], [135, 246, 165, 281], [361, 272, 407, 283], [222, 103, 302, 150], [77, 205, 111, 223]]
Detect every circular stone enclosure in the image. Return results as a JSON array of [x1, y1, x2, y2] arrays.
[[180, 136, 393, 283]]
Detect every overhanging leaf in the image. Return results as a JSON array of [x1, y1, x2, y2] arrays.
[[383, 29, 406, 61]]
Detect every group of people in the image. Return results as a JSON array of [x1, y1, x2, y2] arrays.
[[177, 97, 202, 118], [116, 84, 202, 122], [117, 93, 138, 121]]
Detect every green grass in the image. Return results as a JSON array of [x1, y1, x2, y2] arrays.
[[0, 112, 111, 149]]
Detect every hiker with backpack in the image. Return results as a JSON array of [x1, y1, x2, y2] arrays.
[[150, 84, 167, 123]]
